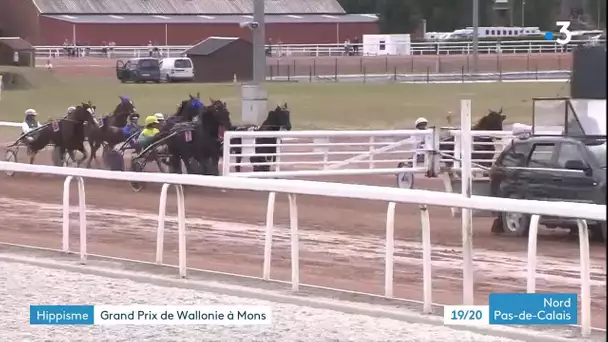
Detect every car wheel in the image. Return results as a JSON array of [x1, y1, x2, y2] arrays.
[[166, 75, 172, 83], [500, 194, 530, 236]]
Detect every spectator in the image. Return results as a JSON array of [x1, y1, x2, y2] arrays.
[[148, 41, 153, 57], [352, 36, 360, 55], [343, 38, 351, 56], [266, 38, 273, 56]]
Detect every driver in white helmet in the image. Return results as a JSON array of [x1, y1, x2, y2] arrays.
[[154, 113, 166, 125], [413, 117, 429, 165], [66, 106, 76, 116], [21, 109, 41, 139], [414, 117, 428, 130]]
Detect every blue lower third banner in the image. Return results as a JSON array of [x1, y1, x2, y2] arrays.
[[30, 305, 95, 325], [489, 293, 577, 325], [30, 305, 273, 325]]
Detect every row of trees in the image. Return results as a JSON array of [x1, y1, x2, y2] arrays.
[[338, 0, 605, 33]]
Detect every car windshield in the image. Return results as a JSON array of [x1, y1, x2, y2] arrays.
[[587, 142, 606, 168], [138, 59, 159, 69]]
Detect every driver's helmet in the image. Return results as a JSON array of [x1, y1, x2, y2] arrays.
[[25, 109, 37, 118], [154, 113, 165, 122], [66, 106, 76, 115], [414, 117, 429, 129]]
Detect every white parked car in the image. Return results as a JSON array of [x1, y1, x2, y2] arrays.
[[159, 57, 195, 83]]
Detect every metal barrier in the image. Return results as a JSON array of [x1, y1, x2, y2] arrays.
[[33, 39, 603, 59]]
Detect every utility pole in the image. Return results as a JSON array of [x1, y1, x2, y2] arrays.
[[241, 0, 268, 124], [252, 0, 266, 84], [472, 0, 479, 75], [522, 0, 526, 27]]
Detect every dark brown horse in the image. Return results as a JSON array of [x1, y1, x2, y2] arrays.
[[26, 102, 98, 166], [230, 104, 292, 172], [439, 108, 506, 169], [85, 96, 137, 168]]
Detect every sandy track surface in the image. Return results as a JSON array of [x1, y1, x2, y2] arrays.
[[0, 257, 543, 341]]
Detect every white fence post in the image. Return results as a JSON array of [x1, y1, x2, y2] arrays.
[[61, 176, 87, 263], [221, 131, 232, 176], [526, 214, 541, 293], [262, 192, 276, 280], [368, 136, 375, 169], [155, 183, 187, 279], [460, 99, 474, 305], [420, 205, 432, 313], [577, 219, 591, 337], [288, 193, 299, 291], [384, 202, 396, 298]]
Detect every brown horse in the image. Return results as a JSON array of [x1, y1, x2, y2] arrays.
[[26, 101, 98, 166], [85, 96, 137, 168]]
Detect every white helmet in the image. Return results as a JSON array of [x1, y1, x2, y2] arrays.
[[67, 106, 76, 114], [25, 109, 37, 116], [414, 117, 428, 127], [154, 113, 165, 121]]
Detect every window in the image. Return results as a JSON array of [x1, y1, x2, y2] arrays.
[[587, 142, 606, 168], [498, 143, 529, 167], [527, 144, 556, 168], [557, 142, 585, 168], [485, 30, 489, 35], [138, 59, 159, 69], [379, 40, 386, 51], [491, 30, 496, 35], [174, 59, 192, 68]]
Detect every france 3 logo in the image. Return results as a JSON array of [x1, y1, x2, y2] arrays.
[[544, 21, 572, 45]]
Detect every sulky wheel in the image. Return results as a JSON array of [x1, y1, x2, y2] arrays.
[[129, 159, 146, 192], [396, 161, 415, 189], [4, 149, 18, 176]]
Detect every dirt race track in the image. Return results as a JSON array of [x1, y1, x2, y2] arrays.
[[3, 54, 606, 329]]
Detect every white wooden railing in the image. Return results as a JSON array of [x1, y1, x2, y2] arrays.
[[33, 39, 603, 59], [0, 157, 603, 336]]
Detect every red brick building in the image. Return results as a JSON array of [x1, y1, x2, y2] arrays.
[[0, 0, 379, 45]]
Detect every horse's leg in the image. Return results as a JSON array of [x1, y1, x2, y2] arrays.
[[87, 140, 99, 168], [76, 143, 88, 167]]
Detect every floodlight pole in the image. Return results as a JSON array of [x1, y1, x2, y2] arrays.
[[241, 0, 268, 125], [472, 0, 479, 75], [253, 0, 266, 84]]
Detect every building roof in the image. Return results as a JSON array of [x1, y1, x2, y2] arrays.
[[32, 0, 346, 15], [0, 37, 35, 50], [42, 13, 379, 24], [184, 37, 250, 56]]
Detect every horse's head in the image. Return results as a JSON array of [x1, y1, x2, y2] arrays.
[[74, 101, 98, 127], [207, 97, 232, 139], [112, 96, 137, 124], [264, 103, 292, 131], [475, 107, 506, 131]]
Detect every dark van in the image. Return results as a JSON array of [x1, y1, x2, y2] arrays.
[[116, 58, 161, 83]]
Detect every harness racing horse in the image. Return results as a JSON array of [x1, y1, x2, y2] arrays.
[[26, 102, 98, 166], [439, 107, 506, 171], [163, 97, 232, 175], [86, 96, 137, 168], [230, 103, 292, 172]]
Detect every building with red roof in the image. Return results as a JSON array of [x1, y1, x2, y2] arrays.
[[0, 0, 379, 45]]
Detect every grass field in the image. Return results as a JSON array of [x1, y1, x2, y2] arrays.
[[0, 68, 570, 131]]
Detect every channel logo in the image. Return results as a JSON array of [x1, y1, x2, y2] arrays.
[[544, 21, 572, 45]]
